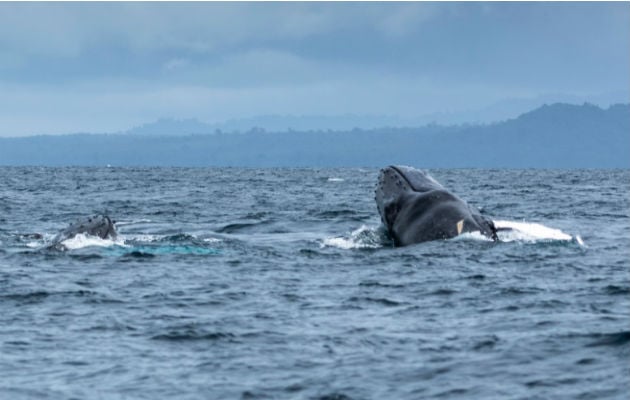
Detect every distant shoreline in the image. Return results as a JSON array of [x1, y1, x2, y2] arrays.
[[1, 103, 628, 168]]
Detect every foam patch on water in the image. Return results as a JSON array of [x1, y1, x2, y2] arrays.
[[114, 219, 152, 226], [452, 231, 494, 242], [25, 233, 56, 249], [60, 233, 127, 250], [321, 225, 385, 249], [327, 177, 345, 182], [122, 234, 164, 243], [494, 220, 574, 242]]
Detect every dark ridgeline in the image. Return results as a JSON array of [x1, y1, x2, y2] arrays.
[[1, 103, 628, 168]]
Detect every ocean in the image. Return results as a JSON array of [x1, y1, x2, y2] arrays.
[[0, 167, 628, 399]]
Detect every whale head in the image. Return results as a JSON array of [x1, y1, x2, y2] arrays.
[[51, 215, 118, 248], [375, 166, 445, 230], [375, 165, 498, 245]]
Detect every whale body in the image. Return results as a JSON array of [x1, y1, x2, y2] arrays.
[[375, 166, 497, 246], [50, 215, 117, 248]]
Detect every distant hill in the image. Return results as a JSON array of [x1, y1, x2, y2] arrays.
[[1, 103, 628, 168]]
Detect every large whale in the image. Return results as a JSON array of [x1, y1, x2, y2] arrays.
[[50, 215, 117, 248], [375, 166, 498, 246]]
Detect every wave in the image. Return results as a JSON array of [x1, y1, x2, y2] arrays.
[[587, 331, 630, 347]]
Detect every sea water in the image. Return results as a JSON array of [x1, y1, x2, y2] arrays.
[[0, 167, 628, 399]]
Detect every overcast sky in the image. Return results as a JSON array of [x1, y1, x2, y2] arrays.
[[0, 2, 628, 136]]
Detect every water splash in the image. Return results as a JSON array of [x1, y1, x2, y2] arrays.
[[59, 233, 126, 250], [494, 220, 576, 243], [321, 225, 387, 249], [325, 220, 580, 249], [452, 231, 494, 242]]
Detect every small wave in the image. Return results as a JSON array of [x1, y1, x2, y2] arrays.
[[358, 280, 406, 289], [216, 222, 267, 234], [347, 296, 405, 307], [114, 219, 152, 226], [603, 285, 630, 295], [121, 251, 156, 258], [162, 233, 198, 242], [1, 290, 50, 303], [1, 289, 121, 304], [59, 233, 126, 250], [472, 334, 500, 351], [321, 225, 387, 250], [429, 288, 458, 296], [106, 245, 219, 257], [327, 177, 345, 182], [587, 331, 630, 347], [317, 393, 353, 400], [493, 220, 575, 242], [152, 327, 235, 342]]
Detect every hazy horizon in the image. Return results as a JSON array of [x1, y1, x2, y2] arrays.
[[1, 2, 628, 137]]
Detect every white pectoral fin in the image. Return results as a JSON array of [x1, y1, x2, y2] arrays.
[[456, 219, 464, 235]]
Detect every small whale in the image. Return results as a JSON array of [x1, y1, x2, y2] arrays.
[[50, 215, 117, 249], [375, 166, 498, 246]]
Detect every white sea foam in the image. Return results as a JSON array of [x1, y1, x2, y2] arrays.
[[122, 234, 164, 243], [321, 225, 383, 249], [452, 231, 494, 242], [25, 233, 55, 249], [323, 220, 579, 250], [60, 234, 126, 250], [576, 235, 585, 246], [327, 177, 345, 182], [118, 233, 222, 245], [493, 220, 574, 242]]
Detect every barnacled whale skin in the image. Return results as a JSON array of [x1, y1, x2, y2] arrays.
[[375, 166, 497, 246], [50, 215, 117, 248]]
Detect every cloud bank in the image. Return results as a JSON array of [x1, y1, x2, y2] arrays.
[[0, 2, 628, 136]]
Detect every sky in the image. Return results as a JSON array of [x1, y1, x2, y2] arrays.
[[0, 2, 628, 137]]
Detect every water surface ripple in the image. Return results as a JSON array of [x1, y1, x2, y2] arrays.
[[0, 167, 628, 399]]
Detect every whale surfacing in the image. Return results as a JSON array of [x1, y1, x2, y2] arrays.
[[50, 215, 117, 248], [375, 166, 497, 246]]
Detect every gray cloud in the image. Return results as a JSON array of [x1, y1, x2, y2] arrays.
[[0, 2, 627, 136]]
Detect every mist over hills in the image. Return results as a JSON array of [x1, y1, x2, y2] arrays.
[[120, 92, 628, 135], [1, 103, 628, 168]]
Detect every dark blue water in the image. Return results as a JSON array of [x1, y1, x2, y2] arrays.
[[1, 167, 628, 399]]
